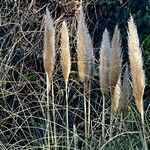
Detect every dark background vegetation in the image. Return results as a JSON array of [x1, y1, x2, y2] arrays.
[[0, 0, 150, 148]]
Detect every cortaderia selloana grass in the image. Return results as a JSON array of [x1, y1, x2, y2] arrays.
[[42, 7, 148, 150], [1, 1, 149, 150]]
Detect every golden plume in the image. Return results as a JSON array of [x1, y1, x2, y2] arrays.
[[60, 20, 71, 85], [76, 4, 94, 83], [109, 26, 122, 92], [100, 28, 111, 95], [128, 15, 145, 121], [43, 9, 55, 90]]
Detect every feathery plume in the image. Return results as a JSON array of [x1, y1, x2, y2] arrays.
[[43, 9, 55, 90], [109, 27, 122, 137], [118, 64, 131, 113], [76, 4, 94, 83], [128, 15, 145, 121], [128, 16, 147, 150], [100, 28, 111, 95], [60, 20, 71, 150], [60, 20, 71, 85], [43, 9, 56, 148], [112, 76, 121, 115], [76, 4, 94, 148], [99, 29, 111, 140], [109, 26, 122, 92]]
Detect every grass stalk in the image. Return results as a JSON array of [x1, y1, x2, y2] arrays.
[[88, 96, 90, 138], [102, 94, 105, 142], [52, 81, 57, 150], [87, 81, 91, 138], [65, 82, 70, 150], [46, 84, 50, 148], [119, 113, 123, 131], [142, 121, 148, 150], [46, 74, 53, 149], [109, 105, 114, 139], [83, 83, 88, 150], [73, 124, 78, 150]]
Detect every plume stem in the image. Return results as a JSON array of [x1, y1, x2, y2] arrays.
[[52, 81, 57, 150], [109, 101, 114, 139], [73, 124, 78, 150], [102, 94, 106, 142], [46, 74, 53, 149], [87, 81, 91, 138], [65, 81, 70, 150], [84, 83, 88, 150]]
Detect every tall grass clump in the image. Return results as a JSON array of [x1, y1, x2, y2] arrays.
[[128, 15, 147, 150], [60, 20, 71, 149], [76, 3, 94, 149], [43, 9, 56, 149], [99, 28, 111, 141], [1, 1, 150, 150], [109, 26, 122, 138]]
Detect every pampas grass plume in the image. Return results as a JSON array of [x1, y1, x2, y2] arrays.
[[60, 20, 71, 150], [60, 20, 71, 85], [43, 9, 55, 89], [112, 76, 121, 114], [99, 28, 111, 140], [100, 28, 111, 95], [76, 4, 94, 147], [76, 4, 94, 83], [109, 26, 122, 92], [128, 15, 145, 121]]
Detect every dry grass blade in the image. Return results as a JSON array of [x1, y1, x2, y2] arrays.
[[100, 28, 111, 95], [109, 26, 122, 92], [127, 15, 145, 121], [60, 20, 71, 85], [43, 9, 55, 90]]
